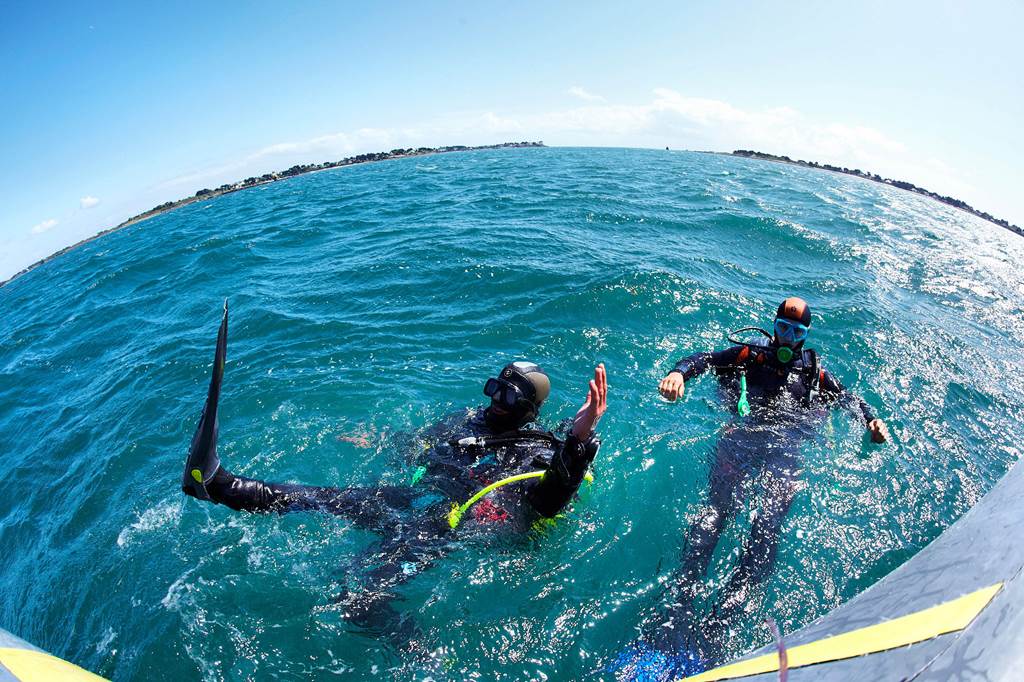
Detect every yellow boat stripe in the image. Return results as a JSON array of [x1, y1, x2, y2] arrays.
[[682, 582, 1003, 682], [0, 647, 107, 681]]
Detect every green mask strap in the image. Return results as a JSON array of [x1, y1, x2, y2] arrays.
[[737, 372, 751, 417]]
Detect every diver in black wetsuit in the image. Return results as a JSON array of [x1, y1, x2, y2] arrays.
[[614, 297, 888, 679], [180, 303, 608, 647]]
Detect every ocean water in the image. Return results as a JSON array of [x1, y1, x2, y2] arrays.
[[1, 147, 1023, 680]]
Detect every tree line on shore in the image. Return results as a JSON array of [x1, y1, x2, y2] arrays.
[[140, 142, 544, 223], [2, 142, 543, 286], [731, 149, 1020, 235]]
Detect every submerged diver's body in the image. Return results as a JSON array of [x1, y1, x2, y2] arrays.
[[666, 330, 882, 607], [206, 409, 583, 530], [615, 297, 888, 679], [182, 303, 608, 645]]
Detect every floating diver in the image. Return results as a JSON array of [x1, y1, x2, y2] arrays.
[[181, 302, 607, 649], [614, 297, 889, 679]]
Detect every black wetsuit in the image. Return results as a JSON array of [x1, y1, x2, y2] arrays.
[[672, 340, 875, 424], [182, 304, 600, 647], [197, 408, 598, 643], [643, 338, 874, 668]]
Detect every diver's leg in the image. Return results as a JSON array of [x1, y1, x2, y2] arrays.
[[679, 441, 803, 667], [180, 307, 419, 527], [676, 431, 753, 585], [333, 513, 452, 648], [699, 464, 800, 659], [636, 431, 754, 666], [182, 303, 229, 501], [634, 428, 765, 672], [205, 468, 417, 529], [716, 450, 802, 615]]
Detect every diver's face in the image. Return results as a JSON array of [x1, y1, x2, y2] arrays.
[[484, 400, 532, 431], [773, 317, 809, 348], [483, 378, 536, 430]]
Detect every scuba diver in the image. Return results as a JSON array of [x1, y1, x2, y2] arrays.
[[614, 297, 888, 679], [181, 302, 607, 649]]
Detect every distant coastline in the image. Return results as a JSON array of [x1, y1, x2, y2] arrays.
[[6, 142, 1018, 287], [725, 149, 1021, 236], [1, 141, 544, 287]]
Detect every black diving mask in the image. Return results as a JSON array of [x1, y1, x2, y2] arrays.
[[483, 376, 537, 413]]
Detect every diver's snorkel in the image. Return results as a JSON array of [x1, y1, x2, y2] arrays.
[[725, 326, 795, 416], [737, 371, 751, 416], [725, 327, 767, 416]]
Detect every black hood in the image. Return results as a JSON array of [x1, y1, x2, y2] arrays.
[[484, 404, 534, 432]]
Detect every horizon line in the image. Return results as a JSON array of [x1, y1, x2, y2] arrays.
[[3, 142, 1019, 288]]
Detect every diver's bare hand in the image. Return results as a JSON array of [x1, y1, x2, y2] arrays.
[[868, 419, 890, 443], [658, 371, 685, 401], [572, 363, 607, 439]]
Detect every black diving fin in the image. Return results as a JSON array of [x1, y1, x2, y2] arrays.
[[182, 300, 228, 501]]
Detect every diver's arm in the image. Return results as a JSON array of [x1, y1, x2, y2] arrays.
[[527, 364, 607, 517], [820, 370, 889, 442], [819, 369, 873, 423], [526, 433, 601, 517], [674, 346, 746, 379], [660, 346, 744, 400]]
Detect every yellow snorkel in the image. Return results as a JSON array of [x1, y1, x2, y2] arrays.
[[447, 469, 595, 529]]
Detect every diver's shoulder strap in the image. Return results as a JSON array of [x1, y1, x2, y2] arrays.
[[448, 429, 562, 450], [715, 339, 769, 375], [801, 348, 821, 406], [801, 348, 819, 375]]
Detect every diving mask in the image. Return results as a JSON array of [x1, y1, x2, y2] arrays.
[[774, 318, 809, 345], [483, 376, 536, 412]]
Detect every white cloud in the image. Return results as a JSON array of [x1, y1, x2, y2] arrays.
[[513, 89, 911, 164], [80, 196, 100, 209], [568, 86, 606, 103], [479, 111, 524, 133], [159, 127, 413, 189], [30, 218, 58, 235], [470, 89, 972, 200]]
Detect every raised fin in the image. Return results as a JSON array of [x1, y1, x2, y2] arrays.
[[182, 300, 228, 501]]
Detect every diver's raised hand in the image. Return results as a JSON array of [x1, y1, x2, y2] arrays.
[[572, 363, 607, 439], [868, 418, 890, 444], [658, 371, 685, 401]]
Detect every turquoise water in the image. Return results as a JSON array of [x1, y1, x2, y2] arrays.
[[2, 147, 1023, 680]]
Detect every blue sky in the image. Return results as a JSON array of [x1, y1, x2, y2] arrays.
[[2, 1, 1022, 280]]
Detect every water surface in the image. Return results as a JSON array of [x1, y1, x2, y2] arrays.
[[1, 147, 1022, 679]]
